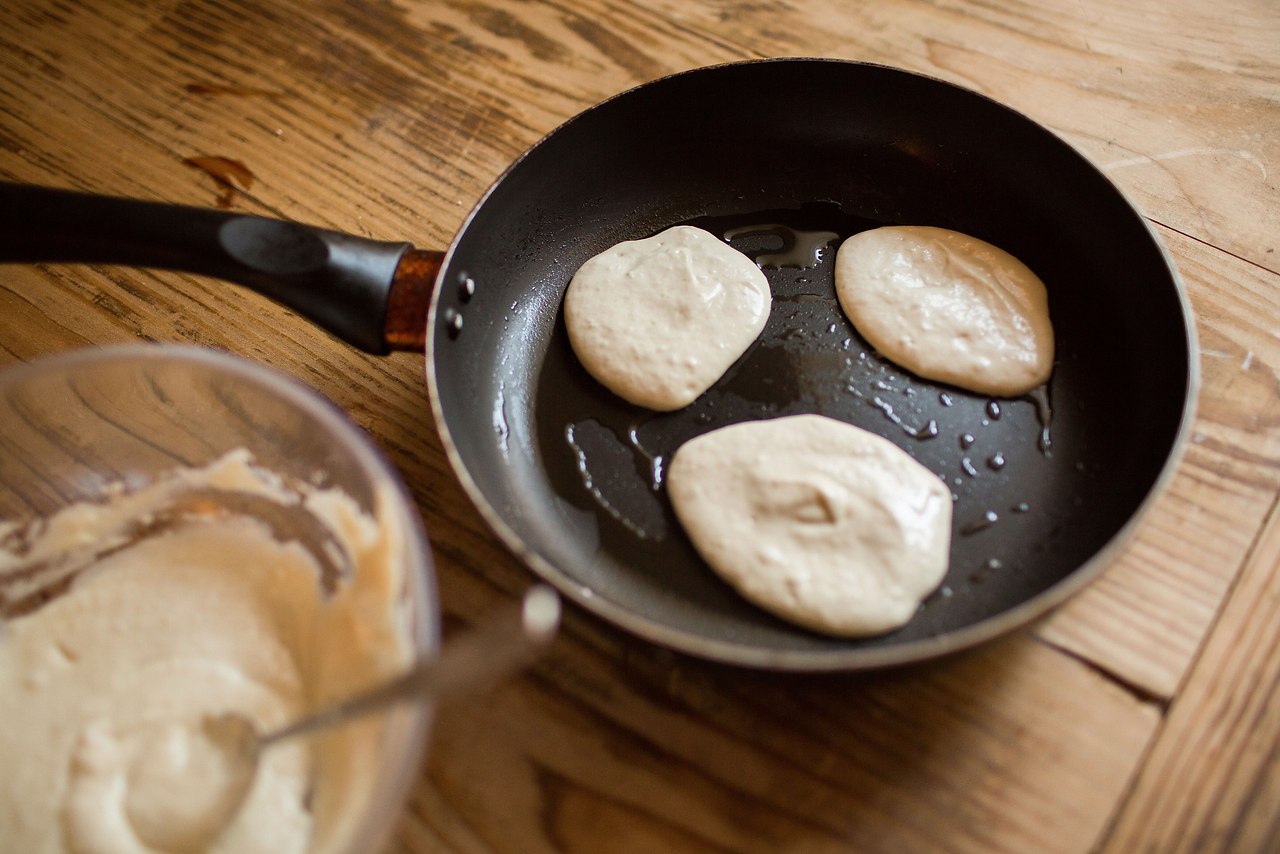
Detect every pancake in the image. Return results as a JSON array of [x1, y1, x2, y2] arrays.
[[667, 414, 952, 637], [835, 226, 1054, 396], [564, 225, 771, 411]]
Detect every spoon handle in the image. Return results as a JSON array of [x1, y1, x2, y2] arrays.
[[260, 586, 561, 748]]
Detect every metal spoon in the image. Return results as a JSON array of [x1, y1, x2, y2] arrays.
[[200, 585, 561, 821]]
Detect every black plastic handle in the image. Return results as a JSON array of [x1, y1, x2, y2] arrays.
[[0, 182, 412, 354]]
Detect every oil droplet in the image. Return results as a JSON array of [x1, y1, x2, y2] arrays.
[[961, 457, 979, 477], [1012, 501, 1030, 513], [961, 510, 999, 535], [827, 322, 837, 333], [986, 452, 1006, 471], [780, 326, 807, 342], [626, 423, 665, 491], [925, 583, 955, 605], [1029, 385, 1053, 456], [444, 308, 463, 338], [969, 557, 1003, 583], [939, 392, 954, 407], [872, 397, 938, 440], [960, 433, 976, 450], [986, 400, 1002, 420]]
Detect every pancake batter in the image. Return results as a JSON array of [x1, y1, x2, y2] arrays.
[[0, 451, 413, 854]]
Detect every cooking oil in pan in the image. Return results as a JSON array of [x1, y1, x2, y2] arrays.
[[563, 420, 668, 541], [722, 223, 840, 268], [531, 203, 1079, 631], [870, 395, 939, 440], [1029, 385, 1053, 454]]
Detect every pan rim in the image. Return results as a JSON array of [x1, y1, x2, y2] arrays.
[[425, 56, 1201, 671]]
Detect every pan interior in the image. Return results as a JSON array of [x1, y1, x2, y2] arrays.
[[431, 60, 1192, 667]]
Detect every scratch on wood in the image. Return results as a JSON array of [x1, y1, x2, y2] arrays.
[[1102, 147, 1268, 181], [183, 81, 288, 98]]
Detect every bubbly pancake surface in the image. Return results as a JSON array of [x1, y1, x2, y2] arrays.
[[667, 414, 952, 637], [835, 226, 1054, 396], [564, 225, 771, 411]]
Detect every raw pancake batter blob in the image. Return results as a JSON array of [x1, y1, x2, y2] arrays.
[[0, 451, 413, 854], [835, 226, 1054, 397], [667, 414, 952, 637], [564, 225, 771, 411]]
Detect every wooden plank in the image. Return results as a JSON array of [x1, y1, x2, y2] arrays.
[[1101, 497, 1280, 852], [638, 0, 1280, 271], [1035, 454, 1268, 700], [398, 611, 1158, 853]]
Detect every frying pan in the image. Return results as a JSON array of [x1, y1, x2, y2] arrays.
[[0, 58, 1196, 670]]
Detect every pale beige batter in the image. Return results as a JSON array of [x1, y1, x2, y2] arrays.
[[0, 451, 413, 854], [835, 226, 1054, 396], [667, 414, 952, 637], [564, 225, 771, 411]]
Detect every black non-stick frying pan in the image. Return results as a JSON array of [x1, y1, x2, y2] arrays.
[[0, 59, 1196, 670]]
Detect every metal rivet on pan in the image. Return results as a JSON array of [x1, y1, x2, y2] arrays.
[[458, 274, 476, 302], [444, 308, 464, 338]]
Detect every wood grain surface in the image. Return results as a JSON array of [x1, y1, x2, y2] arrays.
[[1, 0, 1277, 851]]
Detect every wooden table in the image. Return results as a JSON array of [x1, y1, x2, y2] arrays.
[[2, 1, 1277, 851]]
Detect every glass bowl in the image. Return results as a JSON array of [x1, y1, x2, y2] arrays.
[[0, 344, 438, 854]]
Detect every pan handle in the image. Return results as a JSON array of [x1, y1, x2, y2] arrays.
[[0, 182, 441, 354]]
